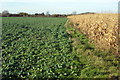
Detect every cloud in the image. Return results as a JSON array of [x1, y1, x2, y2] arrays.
[[0, 0, 117, 14], [1, 0, 79, 2], [1, 0, 119, 3]]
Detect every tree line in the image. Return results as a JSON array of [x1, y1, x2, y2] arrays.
[[0, 10, 96, 17], [0, 10, 69, 17]]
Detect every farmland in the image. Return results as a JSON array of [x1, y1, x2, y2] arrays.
[[67, 13, 119, 54], [2, 17, 120, 79]]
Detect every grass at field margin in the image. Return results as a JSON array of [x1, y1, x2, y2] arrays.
[[65, 19, 120, 78]]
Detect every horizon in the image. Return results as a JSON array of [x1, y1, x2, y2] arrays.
[[0, 0, 119, 14]]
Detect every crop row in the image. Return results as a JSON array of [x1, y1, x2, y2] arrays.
[[2, 17, 84, 79]]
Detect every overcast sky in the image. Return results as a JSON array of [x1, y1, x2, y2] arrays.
[[0, 0, 119, 14]]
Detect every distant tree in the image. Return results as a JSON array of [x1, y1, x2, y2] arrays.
[[19, 12, 28, 16], [52, 14, 57, 17], [41, 12, 45, 16], [72, 11, 77, 15], [35, 13, 45, 17], [2, 10, 9, 17], [35, 13, 39, 15], [9, 14, 21, 17]]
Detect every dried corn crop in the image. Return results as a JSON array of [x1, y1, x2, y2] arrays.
[[67, 14, 119, 55]]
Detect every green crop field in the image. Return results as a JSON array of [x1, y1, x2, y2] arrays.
[[2, 17, 120, 79]]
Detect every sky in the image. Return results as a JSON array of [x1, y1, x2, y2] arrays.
[[0, 0, 119, 14]]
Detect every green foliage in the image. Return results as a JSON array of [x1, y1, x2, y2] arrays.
[[2, 17, 120, 79], [2, 17, 83, 79]]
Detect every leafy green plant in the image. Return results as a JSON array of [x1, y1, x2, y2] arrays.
[[2, 17, 83, 79], [2, 17, 120, 79]]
